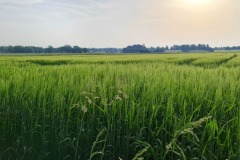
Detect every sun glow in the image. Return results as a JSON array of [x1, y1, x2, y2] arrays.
[[192, 0, 206, 3], [185, 0, 210, 5], [182, 0, 215, 11]]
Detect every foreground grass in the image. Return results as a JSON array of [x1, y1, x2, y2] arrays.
[[0, 53, 239, 159]]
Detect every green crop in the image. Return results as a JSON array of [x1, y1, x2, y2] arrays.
[[0, 53, 239, 159]]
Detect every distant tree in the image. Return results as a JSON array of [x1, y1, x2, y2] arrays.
[[190, 44, 197, 50], [58, 45, 73, 53], [154, 47, 165, 53], [0, 45, 88, 54], [181, 45, 190, 52], [83, 48, 88, 53], [9, 46, 33, 53], [149, 47, 155, 52], [170, 44, 214, 52], [225, 46, 231, 50], [123, 44, 150, 53], [72, 46, 82, 53], [33, 47, 44, 53], [45, 46, 54, 53]]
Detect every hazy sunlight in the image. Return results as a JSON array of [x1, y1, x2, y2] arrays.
[[184, 0, 212, 5]]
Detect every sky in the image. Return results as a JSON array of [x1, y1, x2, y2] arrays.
[[0, 0, 240, 48]]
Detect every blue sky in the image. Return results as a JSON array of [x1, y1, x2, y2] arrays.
[[0, 0, 239, 47]]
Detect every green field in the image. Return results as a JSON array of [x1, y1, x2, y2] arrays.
[[0, 53, 239, 160]]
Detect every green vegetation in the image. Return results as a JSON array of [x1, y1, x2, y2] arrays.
[[0, 53, 239, 160]]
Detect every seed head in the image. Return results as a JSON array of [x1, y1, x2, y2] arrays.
[[81, 105, 88, 113]]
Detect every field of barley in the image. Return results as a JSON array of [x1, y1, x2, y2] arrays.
[[0, 53, 239, 160]]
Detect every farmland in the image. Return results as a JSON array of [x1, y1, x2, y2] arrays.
[[0, 53, 239, 160]]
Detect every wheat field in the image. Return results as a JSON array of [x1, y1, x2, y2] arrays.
[[0, 53, 239, 160]]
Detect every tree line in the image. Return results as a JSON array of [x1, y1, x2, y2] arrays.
[[0, 45, 88, 53], [122, 44, 167, 53], [170, 44, 214, 52], [0, 44, 240, 54], [214, 46, 240, 50], [88, 48, 122, 53], [122, 44, 214, 53]]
